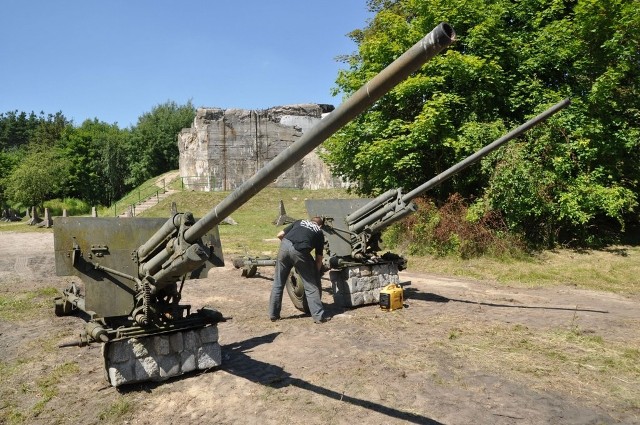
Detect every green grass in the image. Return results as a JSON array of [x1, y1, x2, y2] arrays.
[[140, 187, 356, 256], [32, 363, 80, 417], [0, 287, 60, 321], [97, 170, 180, 217], [1, 360, 79, 424], [0, 221, 54, 233], [98, 397, 133, 421], [406, 246, 640, 294], [442, 321, 640, 410]]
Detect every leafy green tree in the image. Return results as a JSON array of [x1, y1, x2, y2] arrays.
[[0, 111, 38, 150], [31, 112, 71, 147], [325, 0, 639, 245], [102, 129, 131, 204], [127, 100, 195, 187], [3, 146, 70, 210], [0, 110, 70, 150], [57, 119, 130, 206], [0, 110, 71, 207], [0, 150, 22, 207]]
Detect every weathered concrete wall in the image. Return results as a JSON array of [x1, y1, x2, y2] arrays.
[[178, 104, 344, 191]]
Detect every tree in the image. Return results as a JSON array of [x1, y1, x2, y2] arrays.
[[31, 112, 71, 147], [0, 110, 70, 151], [57, 119, 130, 206], [102, 129, 130, 205], [324, 0, 639, 245], [3, 146, 69, 210], [127, 100, 195, 187], [0, 150, 22, 207], [0, 110, 71, 207]]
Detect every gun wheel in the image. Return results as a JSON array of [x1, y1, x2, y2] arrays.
[[285, 270, 310, 314]]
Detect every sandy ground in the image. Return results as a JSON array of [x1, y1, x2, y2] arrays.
[[0, 231, 639, 424]]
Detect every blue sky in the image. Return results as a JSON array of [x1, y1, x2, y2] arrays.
[[0, 1, 373, 128]]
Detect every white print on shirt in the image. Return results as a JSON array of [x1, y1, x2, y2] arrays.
[[300, 220, 322, 233]]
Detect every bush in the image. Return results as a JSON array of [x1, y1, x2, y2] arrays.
[[43, 198, 91, 216], [383, 194, 526, 259]]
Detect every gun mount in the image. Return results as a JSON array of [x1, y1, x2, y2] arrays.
[[283, 98, 571, 310], [53, 22, 456, 386]]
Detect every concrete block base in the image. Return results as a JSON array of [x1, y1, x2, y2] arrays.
[[103, 325, 221, 387], [330, 263, 400, 308]]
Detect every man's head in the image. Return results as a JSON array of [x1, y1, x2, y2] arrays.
[[311, 216, 324, 227]]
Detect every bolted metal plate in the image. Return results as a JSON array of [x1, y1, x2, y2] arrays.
[[53, 217, 224, 318]]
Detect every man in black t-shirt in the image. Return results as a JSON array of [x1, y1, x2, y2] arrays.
[[268, 216, 330, 324]]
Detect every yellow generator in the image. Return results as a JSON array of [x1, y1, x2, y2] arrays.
[[379, 283, 404, 311]]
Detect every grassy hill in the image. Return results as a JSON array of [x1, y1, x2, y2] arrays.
[[140, 186, 357, 257]]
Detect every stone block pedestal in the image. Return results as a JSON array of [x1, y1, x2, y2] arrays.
[[103, 325, 221, 387], [330, 263, 400, 307]]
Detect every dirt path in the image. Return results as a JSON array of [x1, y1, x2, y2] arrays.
[[0, 231, 638, 424]]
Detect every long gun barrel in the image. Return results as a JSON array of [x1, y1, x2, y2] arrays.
[[143, 22, 456, 288], [346, 97, 571, 235]]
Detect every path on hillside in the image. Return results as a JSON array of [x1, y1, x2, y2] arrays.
[[118, 171, 181, 217]]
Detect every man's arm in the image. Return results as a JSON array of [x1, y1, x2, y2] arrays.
[[277, 221, 295, 240], [315, 255, 323, 271]]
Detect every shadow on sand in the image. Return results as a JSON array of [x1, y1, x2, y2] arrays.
[[220, 332, 443, 425], [404, 287, 609, 313]]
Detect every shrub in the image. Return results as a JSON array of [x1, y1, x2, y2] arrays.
[[383, 194, 526, 259], [43, 198, 91, 216]]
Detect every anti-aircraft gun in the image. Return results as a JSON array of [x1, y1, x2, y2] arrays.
[[52, 22, 456, 387], [283, 98, 571, 311]]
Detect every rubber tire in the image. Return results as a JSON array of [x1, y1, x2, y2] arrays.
[[285, 270, 310, 314]]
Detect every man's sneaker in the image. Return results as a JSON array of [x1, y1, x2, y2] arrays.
[[314, 316, 331, 324], [270, 316, 280, 322]]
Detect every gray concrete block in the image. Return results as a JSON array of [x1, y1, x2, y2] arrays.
[[104, 339, 132, 364], [180, 351, 196, 373], [108, 361, 135, 387], [183, 330, 200, 350], [331, 264, 400, 307], [197, 343, 222, 369], [359, 266, 372, 276], [169, 332, 184, 352], [158, 354, 181, 378], [134, 357, 159, 381], [105, 329, 224, 386], [154, 335, 171, 356], [363, 291, 375, 304], [130, 338, 149, 358], [199, 325, 219, 344], [374, 288, 382, 300], [349, 291, 364, 306]]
